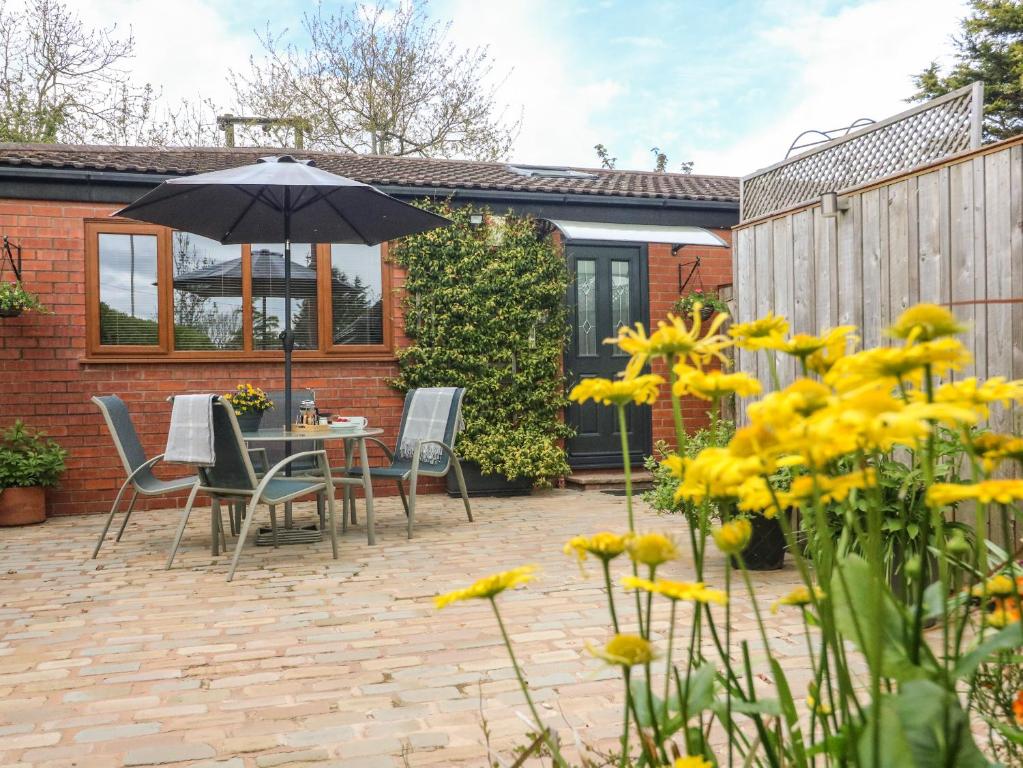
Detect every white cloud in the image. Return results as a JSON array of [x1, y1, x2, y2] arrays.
[[72, 0, 252, 108], [694, 0, 968, 176], [438, 0, 625, 167]]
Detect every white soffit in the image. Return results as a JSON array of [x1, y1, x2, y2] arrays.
[[548, 220, 726, 247]]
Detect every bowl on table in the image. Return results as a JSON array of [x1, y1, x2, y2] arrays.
[[330, 416, 367, 433]]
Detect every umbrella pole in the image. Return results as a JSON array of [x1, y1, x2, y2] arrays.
[[283, 192, 293, 434]]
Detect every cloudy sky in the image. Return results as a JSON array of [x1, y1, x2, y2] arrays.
[[72, 0, 968, 177]]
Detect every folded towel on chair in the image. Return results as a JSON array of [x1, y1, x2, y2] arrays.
[[397, 387, 460, 466], [165, 394, 216, 465]]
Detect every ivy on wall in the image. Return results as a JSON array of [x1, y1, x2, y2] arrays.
[[391, 203, 572, 484]]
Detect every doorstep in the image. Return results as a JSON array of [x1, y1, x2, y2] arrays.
[[565, 469, 654, 492]]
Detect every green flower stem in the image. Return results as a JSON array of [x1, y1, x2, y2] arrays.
[[642, 661, 669, 764], [644, 565, 655, 639], [618, 688, 631, 768], [602, 559, 621, 633], [661, 600, 676, 724], [617, 405, 635, 532], [766, 350, 782, 392], [489, 597, 567, 767], [667, 358, 686, 449], [623, 668, 658, 765]]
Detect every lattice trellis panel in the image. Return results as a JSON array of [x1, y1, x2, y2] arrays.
[[741, 82, 983, 222]]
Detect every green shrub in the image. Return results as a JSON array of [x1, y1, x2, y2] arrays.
[[643, 418, 735, 516], [392, 204, 572, 484], [0, 421, 67, 488]]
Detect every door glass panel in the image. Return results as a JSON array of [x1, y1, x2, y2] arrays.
[[610, 260, 631, 356], [576, 259, 597, 356], [97, 233, 159, 346]]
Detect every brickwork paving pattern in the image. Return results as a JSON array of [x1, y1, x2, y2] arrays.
[[0, 491, 807, 767]]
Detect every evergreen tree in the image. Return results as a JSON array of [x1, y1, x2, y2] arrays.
[[911, 0, 1023, 141]]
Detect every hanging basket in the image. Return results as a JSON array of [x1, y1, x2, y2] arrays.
[[0, 307, 23, 318]]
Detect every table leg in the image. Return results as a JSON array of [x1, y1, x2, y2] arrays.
[[358, 437, 375, 545], [284, 501, 293, 529]]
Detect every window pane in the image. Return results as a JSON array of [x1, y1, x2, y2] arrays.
[[610, 261, 631, 357], [330, 244, 384, 345], [250, 244, 317, 350], [171, 232, 243, 350], [97, 233, 160, 346]]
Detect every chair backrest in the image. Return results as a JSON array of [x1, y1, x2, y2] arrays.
[[198, 398, 260, 495], [391, 387, 466, 475], [92, 395, 149, 478], [260, 389, 316, 469]]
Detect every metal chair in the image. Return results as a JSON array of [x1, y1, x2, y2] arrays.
[[91, 395, 198, 559], [341, 388, 472, 539], [165, 397, 339, 582]]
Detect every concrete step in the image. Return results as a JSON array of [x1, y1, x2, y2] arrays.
[[565, 470, 654, 492]]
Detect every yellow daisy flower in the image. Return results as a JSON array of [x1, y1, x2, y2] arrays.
[[434, 566, 536, 609], [674, 757, 714, 768], [673, 364, 762, 401], [771, 585, 825, 613], [588, 633, 657, 667], [621, 575, 727, 605], [627, 532, 679, 567], [563, 532, 631, 562], [887, 303, 965, 342], [568, 374, 664, 407], [712, 518, 753, 555], [728, 312, 789, 351], [926, 479, 1023, 507]]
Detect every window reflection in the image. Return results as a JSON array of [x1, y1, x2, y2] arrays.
[[330, 244, 383, 345], [171, 233, 243, 350], [249, 244, 318, 350], [98, 233, 159, 346]]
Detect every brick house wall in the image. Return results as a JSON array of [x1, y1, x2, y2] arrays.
[[0, 199, 733, 516]]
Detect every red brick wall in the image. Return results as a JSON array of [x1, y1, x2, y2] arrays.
[[647, 233, 734, 452], [0, 200, 733, 515]]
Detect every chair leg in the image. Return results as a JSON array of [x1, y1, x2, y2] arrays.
[[166, 484, 201, 570], [358, 438, 375, 545], [92, 479, 132, 558], [211, 500, 222, 557], [114, 490, 140, 543], [407, 470, 418, 539], [317, 494, 325, 530], [217, 505, 228, 553], [228, 498, 260, 582], [451, 456, 473, 522], [396, 480, 410, 516], [324, 488, 339, 560], [268, 506, 279, 548], [340, 485, 349, 533]]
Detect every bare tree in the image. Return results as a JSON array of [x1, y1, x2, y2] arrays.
[[594, 143, 617, 169], [0, 0, 162, 143], [230, 1, 519, 159]]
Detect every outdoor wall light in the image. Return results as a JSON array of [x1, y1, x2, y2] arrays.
[[821, 192, 850, 218]]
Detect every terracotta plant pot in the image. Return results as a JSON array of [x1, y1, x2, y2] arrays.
[[0, 486, 46, 525]]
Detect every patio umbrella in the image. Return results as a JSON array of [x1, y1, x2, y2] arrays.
[[115, 155, 449, 427]]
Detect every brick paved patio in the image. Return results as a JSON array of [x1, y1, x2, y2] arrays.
[[0, 490, 808, 767]]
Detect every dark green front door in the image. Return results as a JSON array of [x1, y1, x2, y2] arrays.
[[565, 242, 651, 468]]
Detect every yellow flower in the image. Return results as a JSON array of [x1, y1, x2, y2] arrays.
[[934, 377, 1023, 417], [569, 374, 664, 407], [781, 325, 857, 363], [926, 479, 1023, 507], [712, 518, 752, 555], [434, 566, 536, 609], [735, 476, 783, 519], [673, 446, 772, 504], [971, 574, 1016, 599], [608, 312, 731, 377], [771, 585, 825, 613], [806, 690, 832, 716], [985, 598, 1021, 628], [827, 339, 970, 389], [970, 432, 1023, 472], [673, 363, 762, 401], [588, 633, 657, 667], [563, 532, 631, 563], [888, 303, 965, 342], [621, 575, 727, 605], [729, 312, 789, 351], [627, 533, 679, 567], [674, 757, 713, 768]]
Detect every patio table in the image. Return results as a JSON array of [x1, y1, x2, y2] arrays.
[[241, 427, 384, 546]]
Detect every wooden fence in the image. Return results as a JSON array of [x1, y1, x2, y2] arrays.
[[733, 134, 1023, 541]]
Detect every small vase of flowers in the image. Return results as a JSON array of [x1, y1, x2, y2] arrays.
[[672, 288, 729, 321], [223, 384, 273, 432], [0, 282, 47, 318]]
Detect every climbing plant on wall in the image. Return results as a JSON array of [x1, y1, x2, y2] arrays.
[[391, 202, 572, 484]]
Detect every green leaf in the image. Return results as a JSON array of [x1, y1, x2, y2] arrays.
[[629, 678, 665, 729], [770, 658, 809, 768], [954, 622, 1023, 680], [668, 663, 716, 716], [829, 555, 938, 682], [858, 681, 991, 768], [981, 716, 1023, 746], [713, 697, 781, 718]]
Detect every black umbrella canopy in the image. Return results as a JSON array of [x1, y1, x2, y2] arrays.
[[114, 155, 449, 245]]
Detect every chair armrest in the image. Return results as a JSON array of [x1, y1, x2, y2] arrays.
[[344, 436, 394, 470], [126, 453, 190, 486], [247, 447, 269, 474], [252, 450, 332, 504]]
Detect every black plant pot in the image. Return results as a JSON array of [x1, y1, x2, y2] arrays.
[[235, 412, 264, 433], [446, 460, 533, 497], [731, 515, 786, 571], [0, 307, 23, 318]]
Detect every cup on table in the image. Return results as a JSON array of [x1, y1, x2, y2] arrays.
[[333, 416, 367, 430]]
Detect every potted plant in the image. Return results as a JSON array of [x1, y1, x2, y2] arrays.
[[672, 288, 729, 321], [0, 281, 46, 318], [392, 204, 573, 496], [223, 384, 273, 432], [0, 421, 67, 525]]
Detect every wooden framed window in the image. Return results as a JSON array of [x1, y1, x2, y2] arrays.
[[84, 220, 394, 361]]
